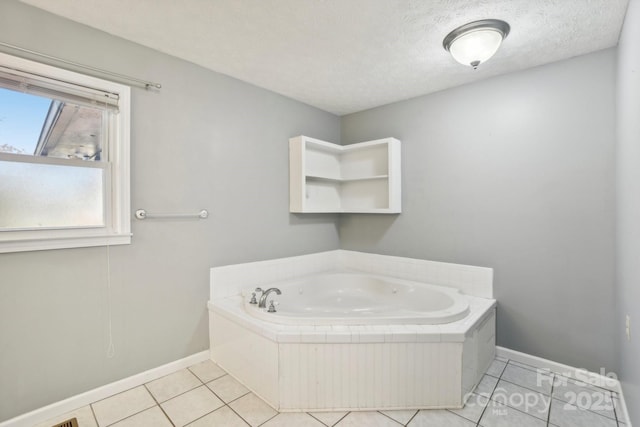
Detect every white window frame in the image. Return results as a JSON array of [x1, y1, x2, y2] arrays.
[[0, 52, 131, 253]]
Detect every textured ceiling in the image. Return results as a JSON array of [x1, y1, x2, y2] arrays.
[[20, 0, 629, 115]]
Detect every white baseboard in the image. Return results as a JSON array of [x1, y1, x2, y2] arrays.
[[497, 346, 632, 426], [0, 350, 211, 427]]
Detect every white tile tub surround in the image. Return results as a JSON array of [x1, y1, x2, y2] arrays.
[[338, 251, 494, 299], [208, 250, 496, 412], [210, 250, 340, 301], [210, 250, 493, 301]]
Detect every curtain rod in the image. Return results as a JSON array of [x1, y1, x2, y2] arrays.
[[0, 41, 162, 89]]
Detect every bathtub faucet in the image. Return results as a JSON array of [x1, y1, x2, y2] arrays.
[[258, 287, 281, 308]]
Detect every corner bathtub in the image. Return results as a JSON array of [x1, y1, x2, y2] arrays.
[[210, 271, 496, 412], [243, 273, 470, 325]]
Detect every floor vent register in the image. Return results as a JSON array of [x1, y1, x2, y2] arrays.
[[50, 418, 78, 427]]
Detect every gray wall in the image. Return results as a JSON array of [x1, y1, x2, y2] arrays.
[[616, 0, 640, 422], [0, 1, 340, 422], [340, 49, 617, 373], [0, 1, 628, 423]]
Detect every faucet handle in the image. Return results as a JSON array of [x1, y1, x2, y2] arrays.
[[249, 292, 258, 304], [267, 300, 278, 313], [249, 287, 263, 305]]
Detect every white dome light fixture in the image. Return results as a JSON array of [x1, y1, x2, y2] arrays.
[[443, 19, 510, 69]]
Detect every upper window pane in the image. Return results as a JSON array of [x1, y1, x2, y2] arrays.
[[0, 87, 50, 155], [0, 87, 104, 161]]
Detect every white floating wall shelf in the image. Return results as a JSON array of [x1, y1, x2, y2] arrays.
[[289, 135, 401, 214]]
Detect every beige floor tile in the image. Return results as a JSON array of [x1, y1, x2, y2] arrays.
[[552, 376, 615, 420], [408, 410, 475, 427], [335, 411, 402, 426], [146, 369, 202, 402], [261, 412, 326, 426], [187, 406, 250, 426], [493, 379, 550, 420], [475, 374, 499, 397], [34, 405, 97, 427], [480, 401, 546, 427], [229, 393, 278, 426], [486, 359, 508, 378], [188, 360, 227, 383], [206, 374, 250, 403], [380, 409, 418, 425], [548, 398, 617, 427], [501, 364, 553, 395], [110, 406, 172, 427], [161, 385, 224, 427], [449, 393, 490, 423], [91, 386, 155, 427], [308, 411, 349, 426]]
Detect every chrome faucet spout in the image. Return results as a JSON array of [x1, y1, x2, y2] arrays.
[[259, 287, 281, 308]]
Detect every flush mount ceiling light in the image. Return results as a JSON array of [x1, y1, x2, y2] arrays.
[[443, 19, 510, 69]]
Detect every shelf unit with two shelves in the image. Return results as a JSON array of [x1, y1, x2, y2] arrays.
[[289, 135, 401, 213]]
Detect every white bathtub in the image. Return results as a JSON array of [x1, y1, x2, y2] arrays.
[[209, 250, 496, 412], [243, 273, 470, 325]]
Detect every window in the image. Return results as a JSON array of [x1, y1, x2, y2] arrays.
[[0, 52, 130, 252]]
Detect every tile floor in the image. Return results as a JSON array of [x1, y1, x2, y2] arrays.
[[37, 356, 629, 427]]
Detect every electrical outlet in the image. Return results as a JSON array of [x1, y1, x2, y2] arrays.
[[626, 314, 631, 342]]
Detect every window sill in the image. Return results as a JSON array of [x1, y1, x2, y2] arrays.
[[0, 232, 131, 253]]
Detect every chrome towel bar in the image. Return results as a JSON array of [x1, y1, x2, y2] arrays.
[[135, 209, 208, 220]]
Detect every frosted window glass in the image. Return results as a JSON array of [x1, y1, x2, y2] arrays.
[[0, 160, 104, 229]]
